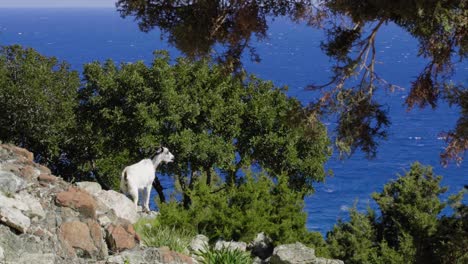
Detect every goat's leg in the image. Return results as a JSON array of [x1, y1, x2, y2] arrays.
[[143, 185, 152, 212], [128, 185, 139, 208]]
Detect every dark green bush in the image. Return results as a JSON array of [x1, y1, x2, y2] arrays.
[[156, 170, 322, 246], [0, 45, 79, 172], [326, 162, 467, 264]]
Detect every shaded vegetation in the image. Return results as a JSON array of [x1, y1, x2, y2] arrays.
[[326, 163, 468, 264], [0, 45, 79, 177], [116, 0, 467, 164], [75, 50, 330, 198], [134, 218, 194, 253]]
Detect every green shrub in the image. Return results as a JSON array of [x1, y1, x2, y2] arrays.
[[0, 45, 79, 172], [326, 162, 467, 264], [134, 218, 195, 253], [195, 245, 252, 264], [157, 170, 324, 248]]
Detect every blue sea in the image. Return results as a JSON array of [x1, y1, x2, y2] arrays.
[[1, 8, 466, 235]]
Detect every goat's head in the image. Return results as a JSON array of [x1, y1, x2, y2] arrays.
[[155, 147, 175, 163]]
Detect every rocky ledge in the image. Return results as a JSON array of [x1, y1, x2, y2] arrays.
[[0, 144, 343, 264]]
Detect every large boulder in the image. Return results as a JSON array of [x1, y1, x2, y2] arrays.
[[75, 181, 102, 195], [56, 187, 97, 219], [214, 240, 247, 252], [189, 234, 209, 253], [270, 242, 316, 264], [106, 222, 140, 253], [314, 258, 344, 264], [93, 190, 138, 224], [106, 247, 194, 264], [58, 220, 108, 259]]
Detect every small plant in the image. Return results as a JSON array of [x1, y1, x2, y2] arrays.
[[134, 218, 194, 254], [195, 245, 252, 264]]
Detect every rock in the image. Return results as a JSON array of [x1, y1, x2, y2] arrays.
[[214, 240, 247, 252], [1, 144, 34, 161], [98, 215, 113, 227], [12, 253, 56, 264], [314, 258, 344, 264], [16, 191, 46, 219], [106, 223, 139, 253], [189, 234, 209, 253], [138, 210, 160, 220], [270, 242, 315, 264], [0, 170, 27, 194], [0, 245, 4, 261], [253, 256, 270, 264], [158, 247, 194, 264], [38, 173, 58, 183], [0, 206, 31, 233], [106, 247, 193, 264], [76, 181, 102, 195], [59, 220, 108, 259], [18, 165, 41, 180], [249, 232, 274, 260], [0, 191, 44, 221], [0, 192, 29, 211], [93, 190, 138, 224], [56, 187, 97, 219]]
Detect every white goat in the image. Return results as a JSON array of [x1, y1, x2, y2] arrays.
[[120, 147, 174, 212]]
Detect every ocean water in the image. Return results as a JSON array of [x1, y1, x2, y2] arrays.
[[1, 8, 466, 235]]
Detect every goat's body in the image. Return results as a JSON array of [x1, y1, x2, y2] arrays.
[[120, 147, 174, 212], [121, 159, 155, 210]]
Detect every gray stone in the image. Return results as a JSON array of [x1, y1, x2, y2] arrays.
[[76, 181, 102, 195], [214, 240, 247, 252], [0, 246, 4, 261], [106, 247, 194, 264], [0, 171, 27, 194], [0, 206, 31, 233], [190, 234, 209, 253], [314, 257, 344, 264], [270, 242, 316, 264], [253, 256, 270, 264], [12, 253, 56, 264], [249, 232, 274, 260], [16, 191, 45, 219], [0, 193, 29, 211], [93, 190, 138, 224]]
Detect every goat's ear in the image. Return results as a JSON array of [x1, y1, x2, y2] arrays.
[[155, 147, 163, 155]]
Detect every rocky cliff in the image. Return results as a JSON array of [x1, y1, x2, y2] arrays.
[[0, 144, 343, 264]]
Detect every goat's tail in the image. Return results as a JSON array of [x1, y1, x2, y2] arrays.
[[120, 168, 128, 193]]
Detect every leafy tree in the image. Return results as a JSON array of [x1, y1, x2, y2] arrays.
[[372, 163, 447, 262], [327, 207, 379, 263], [326, 162, 467, 264], [116, 0, 320, 72], [314, 0, 467, 162], [76, 51, 330, 199], [0, 45, 79, 173], [116, 0, 467, 164]]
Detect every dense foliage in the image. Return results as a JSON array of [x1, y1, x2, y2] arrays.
[[116, 0, 467, 164], [75, 51, 330, 197], [0, 45, 79, 173], [326, 163, 467, 264], [156, 171, 312, 244]]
